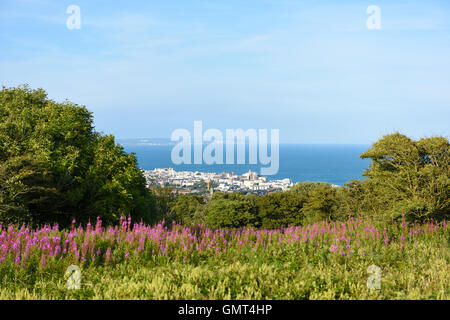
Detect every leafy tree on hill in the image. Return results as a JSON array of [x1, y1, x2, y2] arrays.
[[149, 186, 176, 223], [0, 85, 156, 226], [257, 192, 304, 228], [301, 184, 339, 224], [360, 133, 450, 221], [337, 179, 387, 219], [205, 193, 258, 228], [168, 194, 205, 225], [288, 181, 331, 198]]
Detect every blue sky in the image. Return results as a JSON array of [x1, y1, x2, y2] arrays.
[[1, 0, 449, 143]]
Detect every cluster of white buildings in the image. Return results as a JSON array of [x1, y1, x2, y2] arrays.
[[143, 168, 294, 194]]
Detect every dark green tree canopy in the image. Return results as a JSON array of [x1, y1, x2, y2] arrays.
[[257, 192, 304, 228], [205, 193, 259, 229], [0, 85, 156, 226], [168, 194, 205, 226], [360, 132, 450, 220]]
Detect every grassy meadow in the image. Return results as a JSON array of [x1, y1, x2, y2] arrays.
[[0, 216, 448, 300]]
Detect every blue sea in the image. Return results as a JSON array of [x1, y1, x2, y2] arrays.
[[122, 143, 371, 186]]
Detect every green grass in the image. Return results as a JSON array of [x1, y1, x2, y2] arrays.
[[1, 240, 448, 299]]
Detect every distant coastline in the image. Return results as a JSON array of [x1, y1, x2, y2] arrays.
[[122, 143, 371, 186], [117, 138, 176, 147], [144, 168, 294, 195]]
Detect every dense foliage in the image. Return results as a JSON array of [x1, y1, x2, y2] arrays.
[[360, 133, 450, 220], [0, 85, 156, 227]]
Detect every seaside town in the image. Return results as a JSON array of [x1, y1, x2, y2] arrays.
[[143, 168, 294, 195]]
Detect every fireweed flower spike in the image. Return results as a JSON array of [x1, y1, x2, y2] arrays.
[[329, 245, 338, 252]]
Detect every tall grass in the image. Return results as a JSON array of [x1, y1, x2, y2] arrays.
[[0, 216, 448, 299]]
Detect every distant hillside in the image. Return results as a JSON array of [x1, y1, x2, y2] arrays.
[[116, 138, 175, 146]]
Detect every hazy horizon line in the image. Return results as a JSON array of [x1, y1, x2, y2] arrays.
[[116, 138, 372, 146]]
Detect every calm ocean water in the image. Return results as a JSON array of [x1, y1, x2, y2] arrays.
[[123, 144, 371, 186]]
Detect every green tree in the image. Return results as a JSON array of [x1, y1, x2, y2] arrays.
[[257, 192, 304, 228], [149, 186, 175, 222], [360, 132, 450, 221], [288, 181, 331, 198], [0, 85, 156, 226], [168, 194, 205, 225], [205, 193, 258, 228], [301, 184, 339, 224]]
